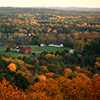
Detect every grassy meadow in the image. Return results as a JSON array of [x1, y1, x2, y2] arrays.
[[23, 45, 71, 52], [0, 45, 71, 58]]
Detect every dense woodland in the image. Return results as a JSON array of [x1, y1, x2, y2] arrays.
[[0, 7, 100, 100]]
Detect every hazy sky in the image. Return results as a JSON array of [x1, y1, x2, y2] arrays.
[[0, 0, 100, 8]]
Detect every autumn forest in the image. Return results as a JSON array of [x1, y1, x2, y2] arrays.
[[0, 7, 100, 100]]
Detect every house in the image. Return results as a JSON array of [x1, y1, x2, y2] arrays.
[[6, 43, 32, 53], [40, 43, 46, 47], [16, 46, 20, 52], [49, 43, 64, 47], [48, 44, 54, 47], [19, 47, 32, 53], [10, 46, 19, 52], [6, 44, 20, 52], [69, 49, 75, 54], [9, 45, 18, 52], [54, 43, 64, 47]]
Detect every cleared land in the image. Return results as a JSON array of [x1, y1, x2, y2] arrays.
[[23, 45, 71, 52], [0, 45, 71, 58]]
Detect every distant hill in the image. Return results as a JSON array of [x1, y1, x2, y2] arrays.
[[0, 7, 100, 14], [0, 7, 57, 14], [50, 7, 100, 12]]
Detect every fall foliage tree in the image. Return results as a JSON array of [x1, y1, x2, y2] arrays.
[[0, 78, 26, 100], [7, 63, 17, 72]]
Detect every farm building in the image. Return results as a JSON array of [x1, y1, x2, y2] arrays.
[[49, 43, 64, 47], [10, 46, 20, 52], [19, 47, 32, 53], [40, 43, 46, 47], [69, 49, 75, 54], [6, 43, 32, 53], [6, 43, 20, 52]]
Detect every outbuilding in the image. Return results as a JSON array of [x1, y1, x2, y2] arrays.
[[40, 43, 46, 47], [19, 47, 32, 53], [69, 49, 75, 54], [49, 43, 64, 47]]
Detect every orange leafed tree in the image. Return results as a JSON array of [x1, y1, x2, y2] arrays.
[[7, 63, 17, 72], [63, 68, 72, 78], [38, 75, 46, 81], [0, 78, 26, 100]]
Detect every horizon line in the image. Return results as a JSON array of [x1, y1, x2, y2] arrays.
[[0, 6, 100, 9]]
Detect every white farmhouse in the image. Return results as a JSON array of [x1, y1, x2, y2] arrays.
[[49, 43, 64, 47]]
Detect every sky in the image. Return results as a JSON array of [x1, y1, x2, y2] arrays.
[[0, 0, 100, 8]]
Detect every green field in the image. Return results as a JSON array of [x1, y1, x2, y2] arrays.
[[23, 45, 71, 52], [0, 46, 7, 54], [0, 45, 71, 58]]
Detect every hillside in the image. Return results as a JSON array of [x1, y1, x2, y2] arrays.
[[0, 7, 57, 14], [0, 7, 100, 100], [50, 7, 100, 12]]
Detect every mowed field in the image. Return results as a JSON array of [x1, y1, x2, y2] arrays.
[[0, 45, 71, 58], [23, 45, 71, 52]]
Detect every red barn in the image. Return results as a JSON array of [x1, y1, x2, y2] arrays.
[[19, 47, 32, 53]]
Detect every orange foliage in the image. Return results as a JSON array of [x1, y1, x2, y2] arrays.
[[63, 68, 72, 78], [45, 72, 55, 77], [96, 57, 100, 62], [93, 73, 100, 79], [45, 33, 49, 37], [27, 78, 63, 100], [7, 63, 17, 72], [0, 78, 26, 100], [26, 72, 100, 100], [89, 74, 100, 100], [84, 31, 89, 38], [94, 57, 100, 68], [74, 33, 79, 39], [76, 24, 81, 27], [76, 66, 81, 70], [76, 67, 92, 76], [1, 72, 100, 100], [20, 67, 28, 72], [26, 92, 49, 100], [91, 31, 100, 37], [45, 54, 58, 59], [33, 58, 39, 64], [94, 62, 100, 68], [47, 28, 52, 33], [38, 75, 46, 81], [29, 38, 32, 43], [52, 29, 57, 33], [40, 66, 48, 72], [2, 57, 33, 68]]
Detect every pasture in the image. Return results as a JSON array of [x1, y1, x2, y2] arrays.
[[0, 45, 71, 58], [23, 45, 71, 52]]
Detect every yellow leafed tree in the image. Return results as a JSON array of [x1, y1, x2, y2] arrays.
[[7, 63, 17, 72]]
